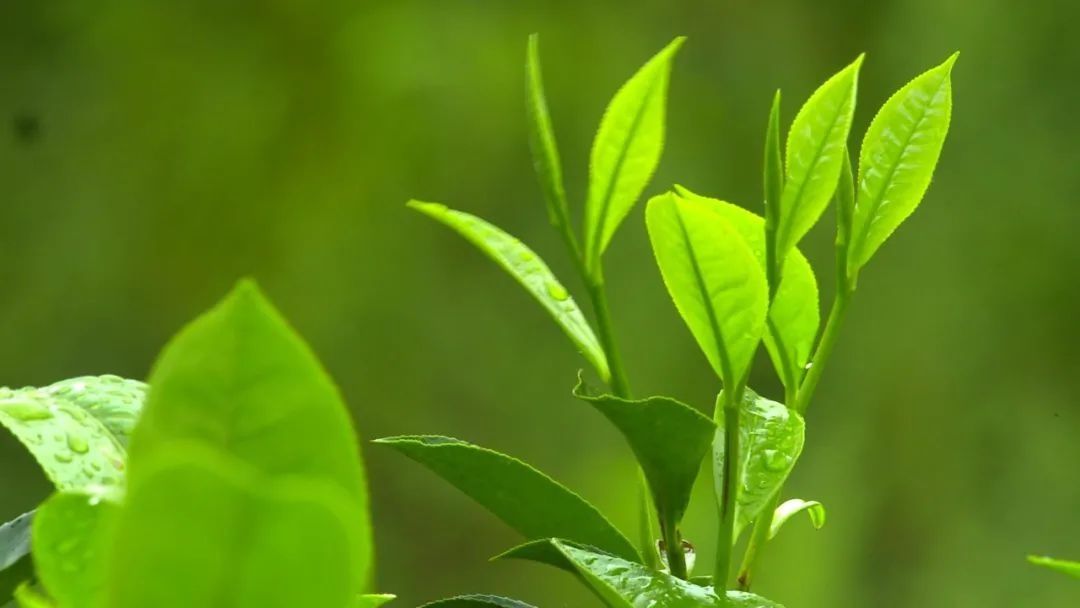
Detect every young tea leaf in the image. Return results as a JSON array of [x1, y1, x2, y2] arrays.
[[584, 37, 685, 274], [1027, 555, 1080, 579], [775, 56, 863, 265], [32, 491, 119, 608], [13, 585, 53, 608], [674, 187, 820, 390], [356, 594, 396, 608], [0, 513, 33, 604], [763, 90, 784, 289], [407, 201, 610, 381], [847, 53, 958, 278], [572, 376, 714, 542], [713, 389, 806, 542], [768, 499, 826, 540], [128, 279, 372, 580], [420, 595, 537, 608], [103, 446, 363, 608], [525, 34, 570, 231], [375, 436, 639, 562], [0, 375, 145, 491], [646, 192, 770, 387]]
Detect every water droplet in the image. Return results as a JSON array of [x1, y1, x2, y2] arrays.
[[804, 361, 813, 370], [55, 452, 74, 464], [67, 434, 89, 454], [763, 449, 790, 472], [0, 400, 54, 421], [545, 281, 569, 301], [518, 250, 535, 262]]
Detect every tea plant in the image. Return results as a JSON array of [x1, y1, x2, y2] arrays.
[[0, 282, 391, 607], [390, 34, 957, 607]]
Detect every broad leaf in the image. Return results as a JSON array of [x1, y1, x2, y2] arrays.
[[103, 446, 362, 608], [504, 539, 784, 607], [356, 595, 396, 608], [525, 34, 570, 230], [32, 491, 119, 608], [572, 375, 714, 538], [128, 280, 372, 582], [0, 514, 33, 604], [0, 376, 145, 491], [584, 37, 684, 272], [646, 192, 769, 386], [674, 187, 820, 390], [376, 436, 638, 562], [420, 595, 536, 608], [848, 54, 957, 277], [1027, 555, 1080, 579], [407, 201, 609, 381], [775, 56, 863, 264], [769, 499, 826, 539], [713, 390, 805, 541]]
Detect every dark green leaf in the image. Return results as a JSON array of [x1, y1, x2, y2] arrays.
[[32, 491, 119, 608], [572, 375, 714, 537], [376, 436, 638, 562], [584, 38, 684, 273], [646, 192, 769, 387], [1027, 555, 1080, 579], [103, 446, 362, 608], [0, 513, 34, 604], [420, 595, 536, 608], [407, 201, 609, 381], [775, 56, 863, 264], [768, 498, 826, 539], [128, 279, 372, 582], [713, 389, 805, 542], [847, 54, 957, 278], [525, 34, 570, 231]]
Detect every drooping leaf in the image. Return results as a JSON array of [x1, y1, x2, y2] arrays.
[[572, 375, 714, 538], [420, 595, 537, 608], [376, 436, 638, 562], [0, 376, 145, 491], [407, 201, 609, 381], [1027, 555, 1080, 579], [356, 594, 396, 608], [584, 37, 684, 273], [128, 279, 372, 583], [768, 499, 826, 539], [525, 34, 570, 231], [32, 490, 120, 608], [103, 446, 362, 608], [646, 192, 769, 387], [847, 53, 958, 277], [713, 389, 805, 542], [774, 56, 863, 264], [0, 514, 34, 604], [674, 187, 819, 390], [503, 539, 784, 607]]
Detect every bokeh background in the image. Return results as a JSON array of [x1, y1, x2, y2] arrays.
[[1, 1, 1077, 606]]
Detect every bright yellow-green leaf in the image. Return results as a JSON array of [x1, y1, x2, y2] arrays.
[[848, 54, 957, 277], [356, 594, 396, 608], [32, 491, 119, 608], [646, 192, 769, 386], [1027, 555, 1080, 579], [525, 34, 570, 230], [584, 38, 684, 273], [768, 498, 826, 539]]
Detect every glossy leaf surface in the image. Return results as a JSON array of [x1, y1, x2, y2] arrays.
[[1028, 556, 1080, 579], [675, 187, 819, 389], [646, 192, 768, 386], [848, 54, 957, 275], [769, 499, 826, 539], [775, 56, 862, 262], [420, 595, 536, 608], [584, 38, 684, 271], [573, 376, 714, 535], [376, 436, 638, 562], [32, 491, 119, 608], [713, 390, 805, 541], [408, 201, 609, 381], [104, 447, 361, 608]]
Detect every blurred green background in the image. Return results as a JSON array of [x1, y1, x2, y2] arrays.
[[1, 1, 1077, 606]]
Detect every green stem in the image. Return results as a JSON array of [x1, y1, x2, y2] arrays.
[[714, 387, 743, 588], [585, 277, 632, 398], [662, 520, 688, 580]]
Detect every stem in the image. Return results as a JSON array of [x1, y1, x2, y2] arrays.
[[585, 276, 632, 398], [662, 521, 688, 580], [714, 387, 742, 588]]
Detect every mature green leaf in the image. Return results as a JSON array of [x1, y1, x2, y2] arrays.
[[769, 499, 826, 539], [103, 446, 362, 608], [525, 34, 570, 230], [420, 595, 536, 608], [32, 491, 119, 608], [504, 539, 784, 607], [646, 192, 769, 387], [584, 37, 684, 272], [0, 513, 34, 604], [1027, 555, 1080, 579], [356, 594, 396, 608], [848, 54, 958, 277], [713, 389, 805, 542], [407, 201, 609, 381], [0, 375, 145, 491], [775, 56, 863, 263], [674, 187, 819, 390], [572, 375, 714, 537], [376, 436, 638, 562], [128, 279, 372, 581]]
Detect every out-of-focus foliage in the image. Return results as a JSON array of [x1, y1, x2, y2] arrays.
[[1, 1, 1077, 606]]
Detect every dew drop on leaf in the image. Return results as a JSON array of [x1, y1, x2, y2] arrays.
[[546, 281, 569, 301]]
